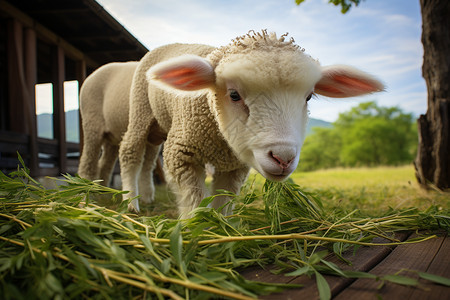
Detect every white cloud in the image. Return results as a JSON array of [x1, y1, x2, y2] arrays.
[[383, 13, 417, 27]]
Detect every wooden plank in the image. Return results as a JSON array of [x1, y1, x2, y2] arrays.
[[0, 141, 28, 154], [0, 157, 29, 170], [0, 131, 29, 171], [240, 233, 411, 299], [66, 141, 80, 154], [423, 233, 450, 277], [24, 27, 39, 176], [400, 232, 450, 300], [334, 233, 449, 300], [37, 138, 59, 155], [52, 45, 67, 174], [0, 131, 28, 143], [281, 233, 411, 299], [241, 264, 292, 284]]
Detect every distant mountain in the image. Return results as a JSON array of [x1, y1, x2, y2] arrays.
[[306, 118, 332, 135], [37, 110, 79, 142], [37, 110, 330, 142]]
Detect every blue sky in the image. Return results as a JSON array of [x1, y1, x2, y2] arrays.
[[95, 0, 425, 122]]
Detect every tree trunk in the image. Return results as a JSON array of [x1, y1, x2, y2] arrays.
[[415, 0, 450, 190]]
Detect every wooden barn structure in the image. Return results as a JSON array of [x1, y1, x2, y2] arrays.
[[0, 0, 148, 177]]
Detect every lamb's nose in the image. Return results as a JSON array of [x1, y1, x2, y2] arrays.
[[269, 149, 295, 170]]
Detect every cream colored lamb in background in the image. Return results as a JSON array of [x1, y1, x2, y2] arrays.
[[119, 30, 384, 217], [78, 62, 158, 204]]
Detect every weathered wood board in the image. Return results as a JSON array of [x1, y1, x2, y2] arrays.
[[240, 232, 450, 299]]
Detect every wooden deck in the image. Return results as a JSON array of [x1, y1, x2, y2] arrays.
[[240, 231, 450, 299]]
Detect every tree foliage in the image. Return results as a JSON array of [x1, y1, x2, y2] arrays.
[[299, 102, 417, 171], [299, 127, 341, 171]]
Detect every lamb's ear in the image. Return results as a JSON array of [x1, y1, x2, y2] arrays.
[[146, 55, 215, 91], [314, 65, 385, 98]]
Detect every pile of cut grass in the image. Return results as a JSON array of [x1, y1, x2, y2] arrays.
[[1, 162, 449, 299]]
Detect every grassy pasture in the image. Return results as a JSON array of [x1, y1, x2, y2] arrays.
[[145, 165, 448, 217], [291, 165, 449, 213]]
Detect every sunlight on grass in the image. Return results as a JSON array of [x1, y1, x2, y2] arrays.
[[290, 165, 449, 213], [244, 165, 448, 215], [292, 165, 415, 189]]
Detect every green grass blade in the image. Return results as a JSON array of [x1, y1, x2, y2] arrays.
[[342, 270, 378, 279], [418, 272, 450, 287], [382, 274, 418, 286], [170, 222, 185, 276], [315, 270, 331, 300]]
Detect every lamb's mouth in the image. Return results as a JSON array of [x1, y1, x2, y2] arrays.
[[259, 169, 291, 182]]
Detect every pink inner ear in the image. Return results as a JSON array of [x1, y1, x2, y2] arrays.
[[172, 77, 211, 88], [149, 56, 215, 91], [156, 65, 213, 90], [160, 68, 196, 80], [333, 75, 377, 92], [314, 84, 345, 96], [315, 66, 384, 98]]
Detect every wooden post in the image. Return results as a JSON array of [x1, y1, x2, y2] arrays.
[[24, 28, 39, 176], [6, 19, 27, 134], [52, 46, 67, 174], [7, 19, 39, 174]]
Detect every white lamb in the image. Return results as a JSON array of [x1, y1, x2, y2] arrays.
[[78, 62, 158, 204], [119, 30, 384, 217]]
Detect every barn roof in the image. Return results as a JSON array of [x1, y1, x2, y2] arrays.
[[3, 0, 148, 67]]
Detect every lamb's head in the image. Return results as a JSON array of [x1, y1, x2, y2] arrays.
[[147, 31, 384, 181]]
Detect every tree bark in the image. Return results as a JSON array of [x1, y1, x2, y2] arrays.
[[415, 0, 450, 190]]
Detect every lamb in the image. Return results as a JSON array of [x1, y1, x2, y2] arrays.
[[78, 62, 158, 204], [119, 30, 384, 217]]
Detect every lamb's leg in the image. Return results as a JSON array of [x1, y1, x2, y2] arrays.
[[119, 123, 150, 213], [118, 63, 156, 213], [78, 130, 103, 180], [137, 143, 161, 205], [211, 167, 250, 215], [163, 144, 207, 219], [168, 165, 207, 219], [98, 142, 119, 186]]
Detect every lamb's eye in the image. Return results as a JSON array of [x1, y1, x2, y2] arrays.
[[306, 93, 313, 102], [229, 90, 241, 102]]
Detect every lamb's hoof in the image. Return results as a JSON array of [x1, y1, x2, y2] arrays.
[[128, 199, 140, 214], [139, 195, 154, 205]]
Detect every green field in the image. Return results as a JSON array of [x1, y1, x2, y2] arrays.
[[291, 165, 449, 213], [147, 165, 448, 218]]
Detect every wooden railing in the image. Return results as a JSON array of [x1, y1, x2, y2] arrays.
[[0, 130, 29, 170], [1, 131, 163, 183], [0, 130, 81, 177]]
